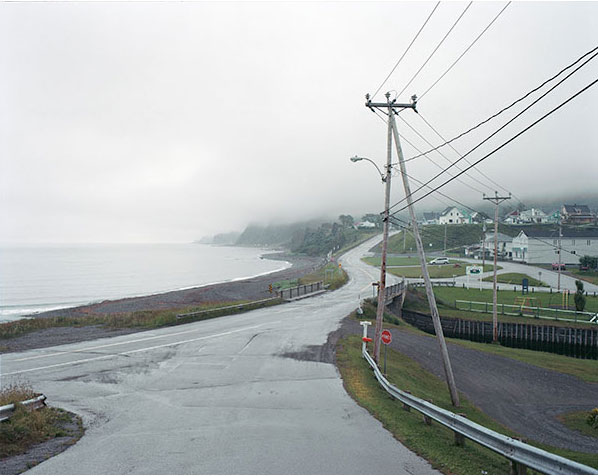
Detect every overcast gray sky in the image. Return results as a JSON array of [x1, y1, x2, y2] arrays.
[[2, 1, 597, 243]]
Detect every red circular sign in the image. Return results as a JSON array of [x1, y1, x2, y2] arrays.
[[381, 329, 392, 345]]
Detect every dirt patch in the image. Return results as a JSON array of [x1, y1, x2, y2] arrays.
[[0, 409, 84, 475]]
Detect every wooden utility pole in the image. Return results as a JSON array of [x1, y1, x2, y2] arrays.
[[385, 104, 460, 408], [483, 192, 511, 343], [372, 92, 394, 364]]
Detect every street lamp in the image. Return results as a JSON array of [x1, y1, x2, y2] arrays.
[[350, 156, 386, 182], [350, 154, 393, 363]]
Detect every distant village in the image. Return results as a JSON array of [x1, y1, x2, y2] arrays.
[[354, 204, 598, 266]]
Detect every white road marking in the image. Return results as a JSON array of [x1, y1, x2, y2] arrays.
[[4, 324, 265, 376]]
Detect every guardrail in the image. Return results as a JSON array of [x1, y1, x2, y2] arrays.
[[278, 281, 324, 301], [0, 394, 47, 423], [176, 297, 278, 319], [455, 300, 597, 324], [362, 349, 597, 475]]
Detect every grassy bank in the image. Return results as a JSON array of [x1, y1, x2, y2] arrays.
[[298, 261, 348, 291], [0, 384, 83, 460], [429, 285, 598, 314], [402, 286, 597, 331], [337, 312, 598, 473]]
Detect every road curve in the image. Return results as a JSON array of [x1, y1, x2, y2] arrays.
[[4, 236, 437, 475]]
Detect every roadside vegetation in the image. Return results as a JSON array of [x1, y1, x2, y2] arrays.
[[0, 383, 83, 460], [337, 307, 598, 473], [558, 409, 598, 438]]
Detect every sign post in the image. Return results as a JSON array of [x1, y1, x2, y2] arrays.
[[381, 329, 392, 375], [466, 265, 483, 290]]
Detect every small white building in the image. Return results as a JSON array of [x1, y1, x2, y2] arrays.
[[422, 212, 440, 225], [483, 232, 513, 259], [356, 221, 376, 229], [438, 207, 471, 225]]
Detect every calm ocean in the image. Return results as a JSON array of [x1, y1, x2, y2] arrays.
[[0, 244, 290, 322]]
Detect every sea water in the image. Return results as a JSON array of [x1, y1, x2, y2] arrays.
[[0, 243, 290, 322]]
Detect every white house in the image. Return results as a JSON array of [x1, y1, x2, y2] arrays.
[[511, 228, 598, 264], [438, 207, 471, 225]]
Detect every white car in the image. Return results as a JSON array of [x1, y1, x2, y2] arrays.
[[429, 257, 449, 265]]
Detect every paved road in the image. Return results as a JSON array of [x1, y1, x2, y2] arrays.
[[3, 237, 436, 475]]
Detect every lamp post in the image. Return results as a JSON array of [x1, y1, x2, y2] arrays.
[[350, 154, 392, 363]]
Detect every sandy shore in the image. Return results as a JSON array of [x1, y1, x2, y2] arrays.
[[1, 252, 323, 353]]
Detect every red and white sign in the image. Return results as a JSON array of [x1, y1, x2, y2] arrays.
[[381, 329, 392, 345]]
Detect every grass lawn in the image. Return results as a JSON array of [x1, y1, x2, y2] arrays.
[[362, 256, 460, 267], [337, 314, 598, 473], [483, 272, 547, 287], [558, 410, 598, 438], [388, 264, 497, 279]]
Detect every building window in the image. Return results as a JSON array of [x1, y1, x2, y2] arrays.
[[588, 240, 591, 246]]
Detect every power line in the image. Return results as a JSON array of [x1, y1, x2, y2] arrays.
[[406, 44, 598, 162], [389, 77, 598, 216], [392, 50, 598, 212], [372, 2, 441, 100], [419, 2, 511, 100], [397, 115, 494, 195], [397, 1, 473, 99], [416, 113, 521, 201]]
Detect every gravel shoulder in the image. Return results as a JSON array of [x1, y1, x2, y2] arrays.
[[1, 253, 321, 354], [332, 315, 598, 454]]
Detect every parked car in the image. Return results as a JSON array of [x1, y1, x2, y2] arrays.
[[430, 257, 449, 265], [551, 263, 566, 270]]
